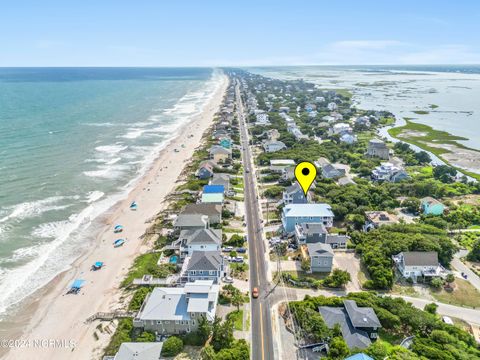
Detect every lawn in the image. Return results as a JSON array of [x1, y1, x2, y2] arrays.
[[121, 252, 175, 287], [431, 279, 480, 308], [226, 310, 244, 331]]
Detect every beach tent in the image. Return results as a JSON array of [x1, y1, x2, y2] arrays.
[[91, 261, 104, 271], [114, 238, 125, 247], [67, 279, 85, 294], [114, 224, 124, 233]]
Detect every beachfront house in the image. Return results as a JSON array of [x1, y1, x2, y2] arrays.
[[319, 300, 381, 350], [209, 173, 230, 193], [179, 228, 222, 258], [180, 203, 222, 224], [201, 185, 225, 204], [174, 214, 209, 231], [111, 342, 164, 360], [180, 251, 225, 284], [363, 211, 399, 232], [392, 251, 445, 282], [196, 162, 214, 180], [133, 280, 220, 334], [421, 197, 445, 215], [262, 140, 287, 153], [367, 139, 390, 160], [304, 243, 334, 272], [219, 137, 232, 149], [282, 203, 334, 233], [294, 223, 348, 249], [282, 183, 308, 204], [209, 145, 231, 163]]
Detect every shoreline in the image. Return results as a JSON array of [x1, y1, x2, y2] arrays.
[[386, 119, 480, 181], [1, 72, 229, 360]]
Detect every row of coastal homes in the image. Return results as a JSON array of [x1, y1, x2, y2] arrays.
[[123, 90, 241, 351]]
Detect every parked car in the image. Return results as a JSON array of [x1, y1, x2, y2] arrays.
[[222, 246, 234, 252], [223, 276, 234, 283], [236, 247, 247, 253], [227, 190, 236, 197]]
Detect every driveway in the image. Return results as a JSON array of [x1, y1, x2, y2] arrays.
[[333, 252, 362, 292], [452, 250, 480, 291]]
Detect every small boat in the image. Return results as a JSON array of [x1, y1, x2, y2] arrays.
[[91, 261, 104, 271], [130, 201, 137, 211], [113, 224, 124, 233], [67, 279, 85, 294], [113, 238, 125, 247]]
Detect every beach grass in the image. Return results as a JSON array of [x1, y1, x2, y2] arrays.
[[121, 253, 175, 287], [412, 110, 430, 115]]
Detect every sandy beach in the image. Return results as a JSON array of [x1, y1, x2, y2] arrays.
[[2, 73, 228, 360]]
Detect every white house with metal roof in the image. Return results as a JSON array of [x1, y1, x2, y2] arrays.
[[281, 203, 334, 233], [133, 280, 220, 335]]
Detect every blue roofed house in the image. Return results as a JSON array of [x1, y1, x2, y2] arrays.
[[282, 203, 334, 233], [219, 137, 232, 149], [345, 354, 374, 360], [201, 185, 225, 204], [421, 197, 445, 216]]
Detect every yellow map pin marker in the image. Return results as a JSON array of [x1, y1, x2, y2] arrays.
[[294, 161, 317, 196]]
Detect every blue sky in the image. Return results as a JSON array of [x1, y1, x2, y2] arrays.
[[1, 0, 479, 66]]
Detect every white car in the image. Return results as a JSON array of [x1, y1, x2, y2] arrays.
[[223, 276, 234, 283]]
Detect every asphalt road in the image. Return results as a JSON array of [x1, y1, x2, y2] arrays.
[[235, 80, 275, 360]]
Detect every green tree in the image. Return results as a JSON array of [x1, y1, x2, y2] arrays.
[[136, 331, 155, 342], [424, 303, 438, 315], [402, 197, 421, 214], [161, 336, 184, 357], [433, 165, 456, 183], [200, 345, 216, 360], [301, 259, 311, 272], [467, 239, 480, 261], [445, 273, 455, 284], [211, 317, 235, 352], [430, 277, 444, 289], [323, 269, 351, 288], [328, 337, 350, 359], [231, 292, 244, 311], [198, 315, 212, 343]]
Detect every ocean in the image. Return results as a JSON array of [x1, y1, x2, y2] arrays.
[[0, 67, 221, 316], [249, 65, 480, 150]]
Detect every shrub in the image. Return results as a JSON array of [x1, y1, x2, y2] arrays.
[[161, 336, 184, 357]]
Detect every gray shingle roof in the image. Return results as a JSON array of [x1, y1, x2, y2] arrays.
[[180, 229, 221, 246], [306, 243, 334, 257], [299, 223, 327, 235], [343, 300, 381, 328], [187, 251, 223, 271], [182, 203, 222, 217], [402, 251, 439, 266], [318, 306, 372, 350], [285, 182, 302, 195], [174, 214, 208, 228]]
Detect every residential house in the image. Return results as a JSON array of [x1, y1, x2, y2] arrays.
[[282, 183, 308, 204], [201, 185, 225, 204], [366, 139, 390, 160], [331, 111, 343, 121], [218, 137, 232, 149], [180, 251, 225, 284], [209, 145, 232, 163], [133, 280, 220, 334], [315, 96, 325, 103], [266, 129, 280, 140], [179, 228, 222, 258], [305, 103, 316, 112], [181, 203, 222, 224], [355, 116, 371, 128], [345, 354, 374, 360], [330, 123, 352, 135], [421, 197, 445, 216], [213, 129, 229, 140], [282, 166, 295, 180], [327, 102, 338, 111], [209, 173, 230, 193], [321, 163, 345, 179], [282, 203, 334, 233], [112, 342, 163, 360], [294, 223, 348, 248], [319, 300, 381, 350], [392, 251, 445, 282], [322, 115, 335, 122], [174, 214, 209, 231], [196, 162, 214, 180], [278, 106, 290, 113], [340, 133, 358, 144], [255, 112, 270, 125], [270, 159, 295, 172], [363, 211, 399, 231], [304, 243, 334, 272], [263, 140, 287, 153], [372, 162, 410, 182]]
